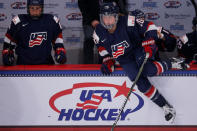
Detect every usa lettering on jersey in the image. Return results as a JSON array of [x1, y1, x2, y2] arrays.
[[29, 32, 47, 47], [111, 40, 129, 58]]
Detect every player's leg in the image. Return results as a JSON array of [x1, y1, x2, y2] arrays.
[[137, 76, 176, 123], [142, 58, 189, 76], [134, 49, 187, 77], [134, 46, 190, 77], [120, 61, 176, 123]]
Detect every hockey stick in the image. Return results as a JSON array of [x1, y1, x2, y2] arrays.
[[111, 53, 149, 131]]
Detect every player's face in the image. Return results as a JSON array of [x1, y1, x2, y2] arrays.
[[29, 5, 42, 18], [102, 15, 116, 28]]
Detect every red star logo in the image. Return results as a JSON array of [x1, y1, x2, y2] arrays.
[[114, 81, 135, 98]]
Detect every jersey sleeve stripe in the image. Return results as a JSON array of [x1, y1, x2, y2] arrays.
[[98, 46, 109, 56], [54, 33, 64, 44], [4, 33, 17, 45], [144, 85, 157, 99], [153, 61, 164, 75]]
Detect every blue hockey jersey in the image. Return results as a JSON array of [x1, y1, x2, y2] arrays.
[[93, 14, 159, 62], [3, 14, 65, 65]]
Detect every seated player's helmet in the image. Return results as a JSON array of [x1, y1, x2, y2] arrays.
[[130, 9, 145, 19], [100, 2, 119, 30], [27, 0, 44, 19], [130, 9, 145, 26]]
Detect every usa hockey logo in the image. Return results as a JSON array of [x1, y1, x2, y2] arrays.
[[29, 32, 47, 47], [164, 1, 181, 8], [66, 13, 82, 20], [111, 40, 129, 58], [49, 81, 144, 121], [145, 12, 160, 20], [11, 2, 26, 9]]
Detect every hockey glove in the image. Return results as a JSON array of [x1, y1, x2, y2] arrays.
[[55, 48, 67, 64], [142, 39, 157, 59], [2, 49, 15, 66], [101, 56, 115, 75], [142, 39, 154, 58], [143, 45, 153, 58]]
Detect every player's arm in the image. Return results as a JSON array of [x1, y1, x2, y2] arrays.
[[2, 16, 20, 66], [177, 33, 190, 50], [52, 15, 67, 64], [130, 9, 159, 58], [93, 29, 115, 75], [177, 33, 197, 62], [140, 21, 159, 59], [157, 27, 177, 52]]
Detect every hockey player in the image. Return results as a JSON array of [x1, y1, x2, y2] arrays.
[[177, 16, 197, 64], [130, 9, 177, 60], [78, 0, 127, 64], [93, 2, 184, 123], [2, 0, 67, 65]]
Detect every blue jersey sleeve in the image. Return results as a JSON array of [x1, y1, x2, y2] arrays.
[[93, 25, 111, 57], [3, 15, 22, 50], [50, 15, 65, 49], [134, 15, 159, 58]]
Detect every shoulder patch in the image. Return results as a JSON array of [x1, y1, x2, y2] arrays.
[[52, 15, 62, 29], [93, 30, 100, 44], [128, 15, 135, 26], [12, 15, 21, 25], [180, 35, 188, 44], [53, 15, 59, 23]]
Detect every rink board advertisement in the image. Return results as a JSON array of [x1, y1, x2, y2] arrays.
[[0, 74, 197, 126]]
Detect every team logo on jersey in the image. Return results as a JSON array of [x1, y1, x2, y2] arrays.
[[29, 32, 47, 47], [111, 40, 129, 58]]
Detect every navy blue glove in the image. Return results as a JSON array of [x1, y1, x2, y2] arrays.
[[2, 49, 15, 66], [101, 56, 115, 75], [55, 48, 67, 64]]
